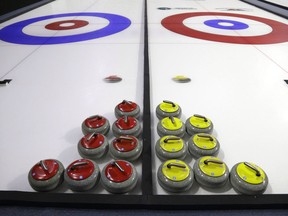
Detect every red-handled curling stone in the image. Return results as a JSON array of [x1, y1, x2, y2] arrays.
[[78, 132, 108, 159], [104, 75, 122, 83], [101, 160, 138, 193], [109, 135, 142, 161], [64, 159, 100, 192], [82, 115, 110, 135], [28, 159, 64, 192], [114, 100, 140, 119], [112, 116, 141, 137]]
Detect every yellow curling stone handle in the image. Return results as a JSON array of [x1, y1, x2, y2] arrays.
[[162, 160, 190, 182], [189, 115, 212, 129], [161, 117, 183, 130], [236, 162, 266, 184], [160, 136, 184, 152], [160, 101, 179, 113], [193, 134, 216, 150], [199, 156, 226, 177]]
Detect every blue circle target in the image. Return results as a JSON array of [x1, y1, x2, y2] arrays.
[[0, 13, 131, 45], [204, 19, 249, 30]]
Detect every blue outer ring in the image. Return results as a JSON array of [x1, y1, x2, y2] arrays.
[[204, 19, 249, 30], [0, 13, 131, 45]]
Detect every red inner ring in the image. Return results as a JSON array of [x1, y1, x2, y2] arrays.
[[45, 20, 89, 30]]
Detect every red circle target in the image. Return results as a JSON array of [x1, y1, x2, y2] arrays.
[[161, 12, 288, 44], [45, 20, 89, 30]]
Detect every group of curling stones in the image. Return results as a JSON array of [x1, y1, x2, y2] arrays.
[[28, 100, 142, 194], [155, 100, 268, 195]]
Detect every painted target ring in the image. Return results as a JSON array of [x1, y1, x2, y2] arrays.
[[45, 20, 89, 30], [204, 19, 249, 30], [161, 12, 288, 44], [0, 13, 131, 45]]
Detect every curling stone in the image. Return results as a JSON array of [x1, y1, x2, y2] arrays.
[[230, 162, 268, 195], [185, 114, 213, 136], [78, 132, 108, 159], [82, 115, 110, 135], [156, 100, 182, 119], [109, 135, 142, 161], [172, 75, 191, 83], [188, 133, 220, 159], [193, 156, 229, 188], [115, 100, 140, 119], [155, 136, 187, 161], [157, 159, 193, 193], [157, 116, 186, 138], [104, 75, 122, 83], [64, 159, 100, 192], [101, 160, 138, 194], [28, 159, 64, 192], [112, 116, 141, 138]]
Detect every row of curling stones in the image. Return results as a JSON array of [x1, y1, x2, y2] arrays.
[[82, 100, 141, 137], [157, 157, 227, 193], [78, 133, 142, 161], [157, 157, 268, 195], [157, 115, 213, 138], [28, 158, 138, 193], [155, 134, 220, 161], [156, 100, 213, 137], [82, 115, 141, 138]]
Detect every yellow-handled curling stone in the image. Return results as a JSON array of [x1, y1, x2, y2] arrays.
[[172, 75, 191, 83], [28, 159, 64, 192], [157, 159, 194, 192], [155, 136, 188, 161], [193, 156, 229, 188], [157, 116, 186, 138], [188, 133, 220, 159], [82, 115, 110, 135], [156, 100, 182, 119], [185, 114, 213, 136], [230, 162, 268, 195], [114, 100, 141, 119]]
